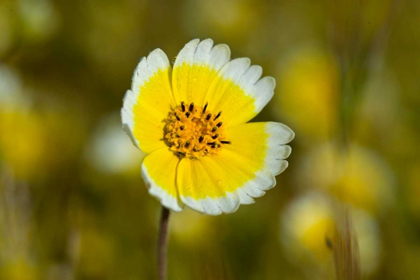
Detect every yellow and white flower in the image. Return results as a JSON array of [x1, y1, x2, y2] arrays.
[[121, 39, 294, 215]]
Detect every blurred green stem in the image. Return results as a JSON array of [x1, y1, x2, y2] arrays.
[[158, 207, 170, 280]]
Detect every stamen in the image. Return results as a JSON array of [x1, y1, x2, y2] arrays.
[[165, 102, 230, 158]]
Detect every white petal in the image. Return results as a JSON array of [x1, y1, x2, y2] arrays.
[[121, 48, 174, 153]]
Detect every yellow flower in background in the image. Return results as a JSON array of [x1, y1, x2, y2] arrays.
[[281, 192, 381, 277], [0, 111, 47, 180], [297, 143, 394, 215], [121, 39, 294, 215], [274, 47, 339, 142]]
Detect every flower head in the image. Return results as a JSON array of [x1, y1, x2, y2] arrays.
[[121, 39, 294, 215]]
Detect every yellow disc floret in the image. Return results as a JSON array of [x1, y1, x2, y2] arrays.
[[164, 102, 230, 159]]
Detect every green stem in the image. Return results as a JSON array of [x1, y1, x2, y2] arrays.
[[157, 206, 170, 280]]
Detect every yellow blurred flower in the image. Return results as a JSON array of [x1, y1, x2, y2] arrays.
[[274, 46, 340, 142], [122, 39, 294, 215], [0, 111, 48, 180], [281, 192, 381, 277], [297, 143, 394, 214]]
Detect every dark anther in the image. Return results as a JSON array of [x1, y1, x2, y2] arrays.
[[180, 125, 185, 130], [216, 122, 223, 127], [193, 148, 198, 152], [176, 133, 180, 137], [202, 102, 208, 113], [181, 101, 185, 112], [175, 114, 181, 121], [206, 113, 212, 121], [189, 102, 194, 112], [185, 112, 190, 118], [199, 135, 204, 143], [211, 127, 218, 132], [221, 141, 231, 144], [214, 111, 222, 120], [185, 141, 190, 148], [212, 134, 219, 139], [207, 142, 215, 146]]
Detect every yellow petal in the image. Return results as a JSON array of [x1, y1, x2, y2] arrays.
[[177, 122, 294, 215], [172, 39, 231, 107], [172, 39, 276, 127], [205, 59, 276, 127], [141, 147, 183, 211], [122, 48, 175, 154]]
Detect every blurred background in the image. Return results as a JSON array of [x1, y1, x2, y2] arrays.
[[0, 0, 419, 279]]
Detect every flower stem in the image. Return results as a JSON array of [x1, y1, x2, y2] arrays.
[[157, 206, 170, 280]]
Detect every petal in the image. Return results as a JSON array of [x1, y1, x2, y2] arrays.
[[204, 58, 276, 127], [172, 39, 231, 106], [141, 147, 183, 211], [177, 157, 240, 215], [177, 122, 294, 215], [122, 48, 175, 153]]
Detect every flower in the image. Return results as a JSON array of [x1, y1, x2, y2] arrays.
[[121, 39, 294, 215], [273, 46, 339, 142], [280, 192, 381, 277], [296, 143, 394, 215]]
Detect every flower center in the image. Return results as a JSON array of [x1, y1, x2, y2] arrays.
[[164, 101, 230, 159]]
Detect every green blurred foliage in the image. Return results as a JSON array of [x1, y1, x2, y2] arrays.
[[0, 0, 419, 279]]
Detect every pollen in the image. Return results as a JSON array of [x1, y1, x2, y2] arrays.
[[164, 102, 230, 158]]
